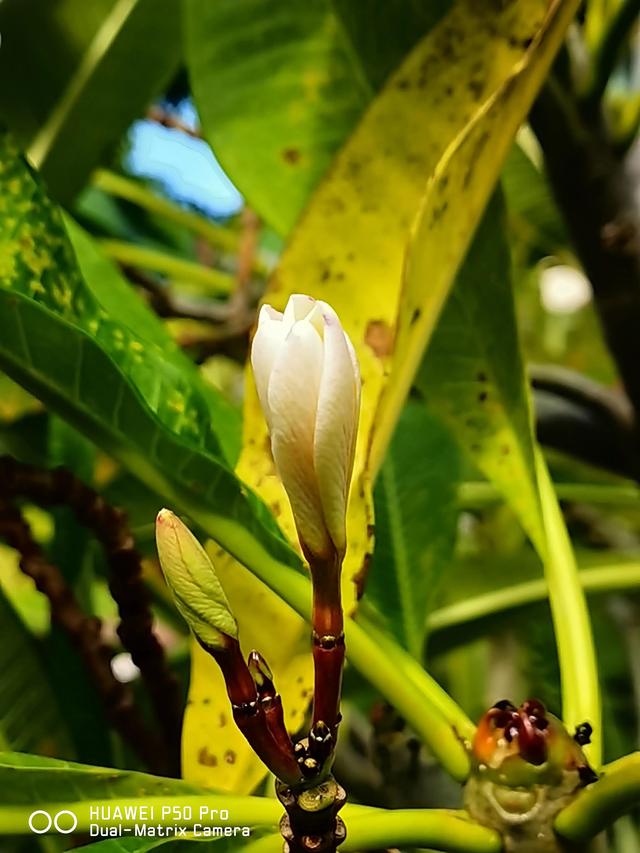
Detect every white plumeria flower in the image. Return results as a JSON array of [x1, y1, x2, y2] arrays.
[[251, 294, 361, 561]]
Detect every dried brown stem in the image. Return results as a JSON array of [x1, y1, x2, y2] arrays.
[[0, 500, 164, 772], [122, 265, 231, 323], [0, 456, 182, 774], [235, 208, 261, 296]]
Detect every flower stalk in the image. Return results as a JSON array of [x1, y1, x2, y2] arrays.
[[250, 293, 362, 852], [251, 293, 361, 759], [308, 548, 345, 738], [155, 509, 301, 786], [208, 637, 302, 786]]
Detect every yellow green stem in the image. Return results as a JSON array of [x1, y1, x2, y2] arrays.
[[428, 561, 640, 633], [98, 239, 235, 295], [555, 752, 640, 842], [93, 168, 243, 256], [458, 480, 640, 509], [243, 811, 501, 853], [535, 452, 602, 767]]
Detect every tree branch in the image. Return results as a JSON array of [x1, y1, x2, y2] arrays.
[[0, 456, 183, 775], [0, 500, 164, 772], [531, 80, 640, 455]]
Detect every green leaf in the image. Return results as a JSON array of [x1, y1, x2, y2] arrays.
[[501, 142, 567, 257], [76, 840, 175, 853], [0, 752, 205, 804], [367, 403, 460, 657], [0, 0, 182, 202], [75, 839, 242, 853], [416, 192, 544, 551], [65, 217, 241, 466], [64, 218, 180, 353], [0, 132, 299, 585], [415, 191, 601, 763], [185, 0, 450, 233], [0, 752, 282, 837], [0, 587, 72, 755]]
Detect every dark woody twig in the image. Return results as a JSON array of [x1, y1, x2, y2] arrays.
[[0, 456, 182, 775], [277, 778, 347, 853], [120, 265, 254, 362], [530, 79, 640, 450], [0, 500, 164, 772], [121, 265, 233, 323], [146, 106, 203, 139], [531, 364, 640, 479]]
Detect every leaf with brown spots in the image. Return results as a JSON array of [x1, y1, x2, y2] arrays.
[[186, 0, 450, 234], [183, 0, 580, 793], [372, 0, 581, 469]]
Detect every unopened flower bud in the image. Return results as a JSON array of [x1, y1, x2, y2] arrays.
[[155, 509, 237, 649], [248, 650, 275, 697], [251, 294, 360, 561], [465, 699, 598, 850]]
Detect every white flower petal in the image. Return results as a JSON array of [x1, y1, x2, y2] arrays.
[[284, 293, 317, 327], [251, 305, 287, 428], [313, 306, 361, 554], [268, 320, 331, 557]]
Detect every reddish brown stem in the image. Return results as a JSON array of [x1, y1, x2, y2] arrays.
[[248, 650, 297, 770], [308, 552, 344, 737], [277, 778, 347, 853], [208, 638, 302, 785]]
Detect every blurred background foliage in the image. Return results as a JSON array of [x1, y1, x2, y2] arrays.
[[0, 0, 639, 851]]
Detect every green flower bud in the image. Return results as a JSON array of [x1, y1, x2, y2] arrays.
[[155, 509, 237, 649]]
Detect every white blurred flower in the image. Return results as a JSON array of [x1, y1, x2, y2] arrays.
[[540, 264, 592, 315], [251, 294, 360, 561], [110, 652, 140, 684]]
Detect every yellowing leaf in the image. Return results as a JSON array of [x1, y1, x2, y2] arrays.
[[183, 0, 579, 791], [372, 0, 581, 473], [0, 374, 41, 422]]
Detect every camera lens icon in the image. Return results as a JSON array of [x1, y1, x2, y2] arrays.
[[29, 810, 78, 834]]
